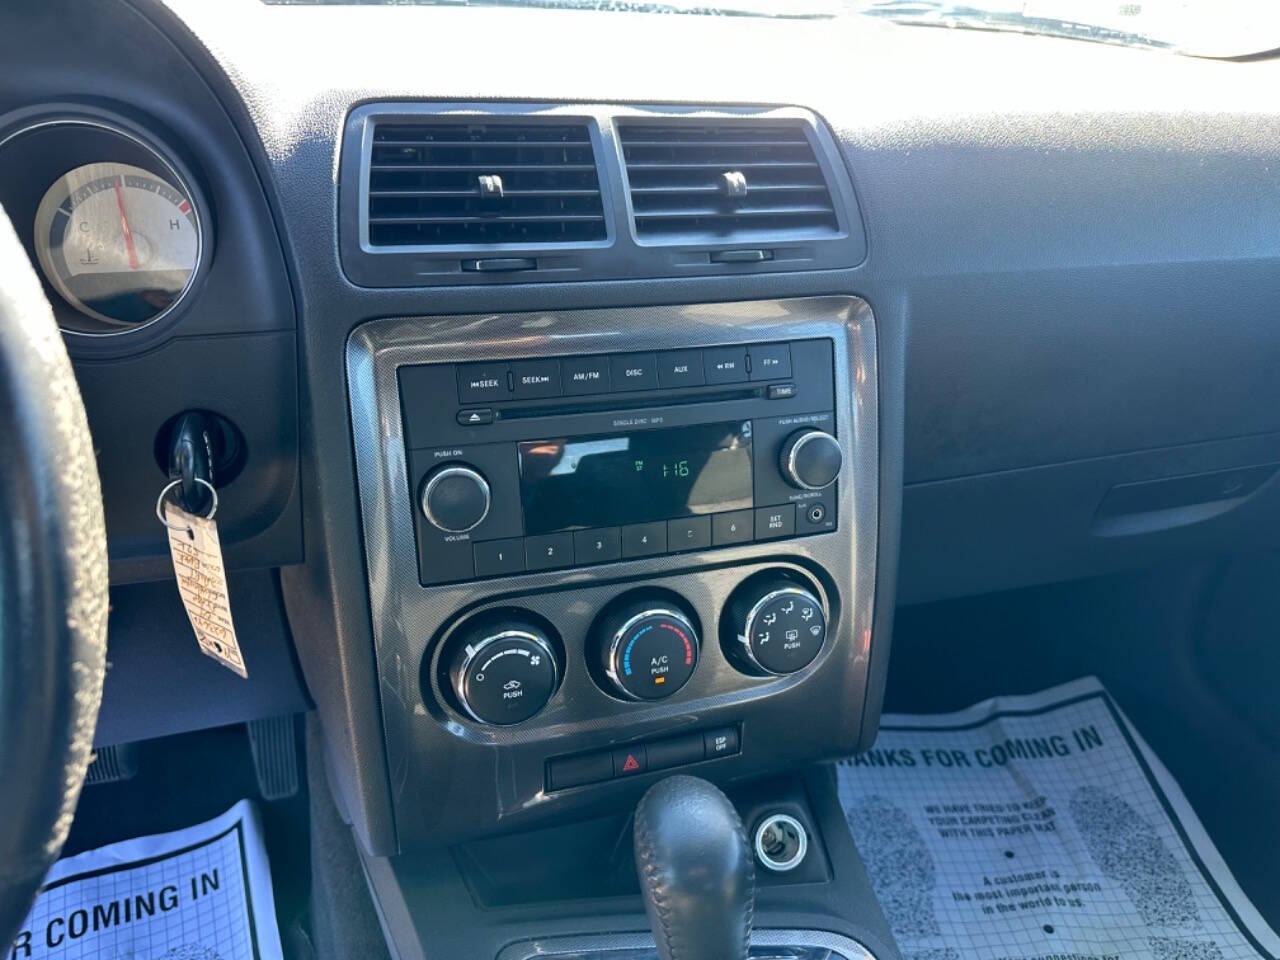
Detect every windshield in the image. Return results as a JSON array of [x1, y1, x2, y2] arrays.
[[269, 0, 1280, 59]]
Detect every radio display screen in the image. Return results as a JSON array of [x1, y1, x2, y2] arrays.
[[518, 421, 753, 535]]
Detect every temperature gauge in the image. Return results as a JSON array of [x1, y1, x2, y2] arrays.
[[33, 161, 203, 330]]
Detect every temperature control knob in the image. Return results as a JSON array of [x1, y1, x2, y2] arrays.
[[597, 599, 699, 701], [449, 620, 559, 725], [420, 464, 490, 533], [728, 579, 826, 676], [779, 429, 841, 491]]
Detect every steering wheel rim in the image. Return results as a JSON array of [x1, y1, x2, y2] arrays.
[[0, 203, 109, 945]]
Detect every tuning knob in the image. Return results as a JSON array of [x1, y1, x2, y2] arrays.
[[597, 598, 699, 701], [449, 618, 560, 725], [420, 464, 490, 533], [779, 429, 841, 491], [726, 578, 826, 676]]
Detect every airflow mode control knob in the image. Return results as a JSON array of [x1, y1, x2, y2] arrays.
[[449, 620, 559, 725], [728, 579, 826, 676], [779, 429, 841, 491], [420, 464, 490, 533], [597, 599, 699, 701]]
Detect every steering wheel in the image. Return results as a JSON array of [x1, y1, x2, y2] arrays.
[[0, 205, 109, 946]]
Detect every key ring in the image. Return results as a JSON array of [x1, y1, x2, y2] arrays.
[[156, 476, 219, 532]]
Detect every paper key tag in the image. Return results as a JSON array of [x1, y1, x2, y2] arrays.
[[165, 502, 248, 678]]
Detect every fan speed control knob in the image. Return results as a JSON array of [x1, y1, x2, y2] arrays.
[[729, 581, 826, 676], [779, 429, 841, 491], [420, 464, 490, 533], [450, 621, 559, 725], [598, 600, 699, 701]]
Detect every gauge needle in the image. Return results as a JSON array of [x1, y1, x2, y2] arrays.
[[113, 178, 140, 270]]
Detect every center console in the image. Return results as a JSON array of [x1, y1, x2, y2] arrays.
[[346, 296, 880, 850]]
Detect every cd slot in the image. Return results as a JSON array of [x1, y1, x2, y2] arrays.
[[495, 384, 764, 422]]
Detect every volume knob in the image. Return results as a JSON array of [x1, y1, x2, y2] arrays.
[[420, 464, 490, 533], [779, 429, 841, 491]]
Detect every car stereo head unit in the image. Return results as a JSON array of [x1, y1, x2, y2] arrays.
[[398, 338, 840, 586]]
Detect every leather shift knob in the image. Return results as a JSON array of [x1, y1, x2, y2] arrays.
[[633, 775, 755, 960]]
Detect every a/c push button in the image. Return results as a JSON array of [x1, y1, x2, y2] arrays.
[[597, 599, 699, 701]]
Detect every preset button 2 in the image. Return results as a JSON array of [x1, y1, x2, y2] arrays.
[[525, 533, 574, 571]]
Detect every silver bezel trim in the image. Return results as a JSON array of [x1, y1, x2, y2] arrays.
[[345, 297, 879, 846], [604, 607, 699, 701], [784, 429, 841, 491], [420, 465, 491, 534], [0, 115, 207, 338], [753, 812, 809, 873], [454, 629, 559, 725], [737, 586, 825, 676], [495, 929, 878, 960]]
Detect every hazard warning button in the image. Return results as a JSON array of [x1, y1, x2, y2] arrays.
[[612, 745, 648, 777]]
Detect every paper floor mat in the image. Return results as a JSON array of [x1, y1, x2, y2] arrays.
[[12, 799, 282, 960], [838, 677, 1280, 960]]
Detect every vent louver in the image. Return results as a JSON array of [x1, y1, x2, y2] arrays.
[[366, 121, 606, 247], [619, 121, 840, 243]]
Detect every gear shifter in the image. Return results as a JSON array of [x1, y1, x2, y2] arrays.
[[633, 775, 755, 960]]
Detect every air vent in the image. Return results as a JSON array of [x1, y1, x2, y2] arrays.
[[619, 122, 840, 243], [366, 121, 606, 247]]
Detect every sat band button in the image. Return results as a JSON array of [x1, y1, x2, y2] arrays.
[[525, 533, 575, 571], [668, 516, 711, 552], [748, 343, 793, 380], [457, 362, 510, 404], [703, 346, 748, 385], [610, 353, 658, 392], [510, 359, 562, 400], [657, 349, 706, 389], [457, 408, 494, 426], [474, 538, 525, 577], [704, 727, 740, 759], [574, 527, 621, 564], [755, 504, 796, 540], [712, 509, 754, 546], [562, 355, 611, 395], [646, 734, 706, 771], [612, 745, 648, 777], [621, 521, 667, 558]]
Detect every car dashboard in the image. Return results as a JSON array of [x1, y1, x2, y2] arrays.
[[4, 0, 1280, 889]]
